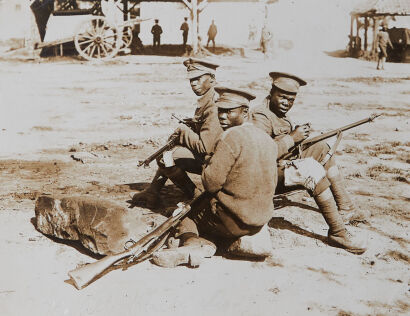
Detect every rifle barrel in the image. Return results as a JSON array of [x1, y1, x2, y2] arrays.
[[281, 114, 381, 160], [301, 113, 380, 150]]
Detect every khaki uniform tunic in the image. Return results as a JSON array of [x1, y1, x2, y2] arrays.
[[172, 87, 223, 174], [202, 123, 292, 226], [251, 97, 330, 192], [178, 122, 293, 239]]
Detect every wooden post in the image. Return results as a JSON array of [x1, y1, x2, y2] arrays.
[[28, 4, 42, 60], [123, 0, 128, 21], [192, 0, 198, 54], [364, 16, 368, 51], [349, 15, 354, 54], [355, 16, 360, 51]]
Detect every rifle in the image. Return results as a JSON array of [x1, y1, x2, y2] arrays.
[[281, 113, 381, 160], [137, 114, 197, 168], [138, 135, 178, 168], [68, 192, 210, 290], [171, 113, 203, 131]]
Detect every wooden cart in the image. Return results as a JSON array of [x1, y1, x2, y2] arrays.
[[31, 0, 149, 61]]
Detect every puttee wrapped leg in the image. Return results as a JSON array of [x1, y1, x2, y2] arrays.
[[315, 189, 367, 255], [327, 165, 370, 223]]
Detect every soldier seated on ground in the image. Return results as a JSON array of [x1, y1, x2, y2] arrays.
[[251, 72, 368, 254], [152, 86, 298, 268], [131, 58, 223, 208]]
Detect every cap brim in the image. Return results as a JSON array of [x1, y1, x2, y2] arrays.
[[269, 72, 307, 87], [216, 101, 247, 109], [187, 70, 211, 79]]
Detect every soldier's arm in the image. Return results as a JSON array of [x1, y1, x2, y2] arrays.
[[251, 110, 273, 136], [274, 135, 295, 158], [177, 106, 222, 155], [388, 36, 393, 49], [202, 132, 237, 193]]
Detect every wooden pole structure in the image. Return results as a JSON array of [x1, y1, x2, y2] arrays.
[[123, 0, 128, 21], [349, 15, 354, 54], [364, 16, 368, 51], [192, 0, 198, 54], [355, 16, 360, 51], [28, 3, 41, 60]]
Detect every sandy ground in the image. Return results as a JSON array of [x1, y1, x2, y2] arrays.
[[0, 50, 409, 316]]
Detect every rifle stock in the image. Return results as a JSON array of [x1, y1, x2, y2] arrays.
[[281, 113, 381, 160], [68, 251, 133, 290], [68, 192, 209, 290]]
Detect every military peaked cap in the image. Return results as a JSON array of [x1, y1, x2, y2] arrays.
[[183, 58, 219, 79], [215, 86, 255, 109], [269, 72, 307, 94]]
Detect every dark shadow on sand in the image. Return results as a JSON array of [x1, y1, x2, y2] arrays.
[[125, 182, 188, 217], [30, 217, 104, 260], [269, 216, 328, 244]]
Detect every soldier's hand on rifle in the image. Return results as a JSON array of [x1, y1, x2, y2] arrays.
[[174, 124, 190, 135], [290, 124, 310, 143], [172, 124, 195, 144]]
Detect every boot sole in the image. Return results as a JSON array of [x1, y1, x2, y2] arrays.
[[328, 238, 366, 255]]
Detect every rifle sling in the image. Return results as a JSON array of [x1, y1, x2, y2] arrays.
[[320, 131, 343, 166]]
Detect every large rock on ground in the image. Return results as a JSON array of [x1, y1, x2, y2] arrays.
[[35, 195, 166, 255]]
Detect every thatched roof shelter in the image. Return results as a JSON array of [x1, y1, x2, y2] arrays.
[[348, 0, 410, 59], [351, 0, 410, 17]]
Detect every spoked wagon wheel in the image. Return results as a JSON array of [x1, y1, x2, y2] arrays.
[[74, 17, 121, 61], [121, 25, 133, 50]]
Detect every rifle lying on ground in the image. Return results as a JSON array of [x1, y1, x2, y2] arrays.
[[137, 114, 196, 168], [68, 192, 210, 290], [281, 113, 381, 161]]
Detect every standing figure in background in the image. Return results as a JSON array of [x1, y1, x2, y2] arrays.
[[376, 25, 393, 70], [180, 17, 189, 51], [260, 24, 272, 58], [248, 22, 257, 42], [207, 20, 217, 50], [151, 19, 163, 49]]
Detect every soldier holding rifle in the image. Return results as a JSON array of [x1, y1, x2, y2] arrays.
[[67, 79, 381, 288], [251, 72, 369, 254], [131, 58, 223, 208], [152, 86, 298, 268]]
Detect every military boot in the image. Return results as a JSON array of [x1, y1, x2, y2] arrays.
[[315, 189, 366, 255], [226, 225, 273, 259], [328, 169, 370, 224], [131, 170, 167, 208], [161, 166, 197, 199], [152, 235, 216, 268]]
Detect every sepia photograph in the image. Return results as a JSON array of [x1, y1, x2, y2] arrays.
[[0, 0, 409, 315]]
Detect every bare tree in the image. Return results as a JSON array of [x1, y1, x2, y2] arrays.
[[181, 0, 209, 54]]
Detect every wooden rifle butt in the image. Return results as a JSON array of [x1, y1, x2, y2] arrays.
[[68, 250, 136, 290]]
